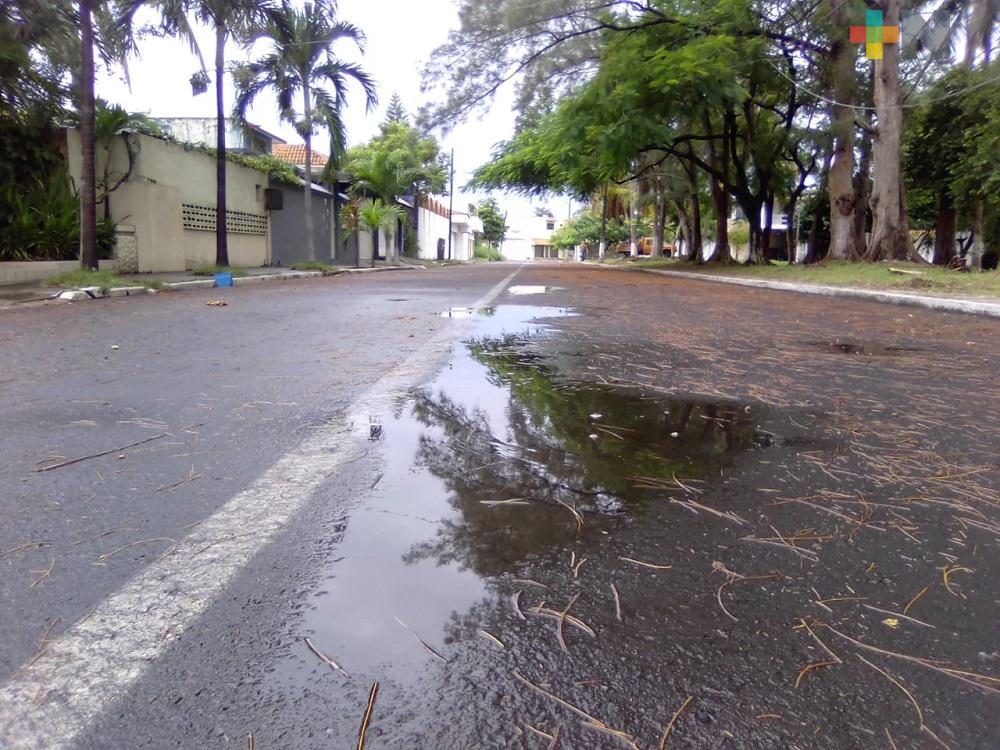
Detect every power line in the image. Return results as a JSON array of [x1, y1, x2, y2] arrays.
[[767, 58, 1000, 110]]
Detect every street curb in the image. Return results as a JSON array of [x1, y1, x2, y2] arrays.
[[44, 265, 419, 304], [589, 264, 1000, 319]]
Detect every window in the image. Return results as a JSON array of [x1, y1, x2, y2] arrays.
[[546, 221, 555, 231]]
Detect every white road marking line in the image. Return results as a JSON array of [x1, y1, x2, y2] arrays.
[[0, 267, 521, 750]]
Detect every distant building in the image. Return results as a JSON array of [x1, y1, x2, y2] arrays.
[[153, 117, 285, 155], [271, 144, 328, 173], [501, 214, 565, 261]]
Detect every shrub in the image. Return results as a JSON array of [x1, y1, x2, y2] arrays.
[[474, 243, 502, 261]]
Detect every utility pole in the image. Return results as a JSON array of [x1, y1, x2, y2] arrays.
[[446, 149, 455, 260]]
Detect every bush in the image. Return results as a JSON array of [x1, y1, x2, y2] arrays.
[[0, 168, 118, 262], [474, 243, 502, 261]]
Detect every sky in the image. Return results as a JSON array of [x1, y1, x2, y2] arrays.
[[97, 0, 551, 225]]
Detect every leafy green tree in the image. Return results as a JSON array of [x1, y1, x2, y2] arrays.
[[121, 0, 272, 267], [475, 197, 506, 247], [344, 120, 447, 257], [234, 0, 376, 263]]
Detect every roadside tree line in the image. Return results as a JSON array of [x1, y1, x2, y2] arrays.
[[422, 0, 999, 269]]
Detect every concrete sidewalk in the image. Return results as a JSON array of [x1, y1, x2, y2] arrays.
[[0, 262, 418, 308], [590, 263, 1000, 319]]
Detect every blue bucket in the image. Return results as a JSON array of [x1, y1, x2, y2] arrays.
[[214, 272, 234, 288]]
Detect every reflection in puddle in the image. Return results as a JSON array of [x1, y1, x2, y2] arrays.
[[299, 304, 770, 684], [440, 306, 474, 318], [508, 285, 562, 295]]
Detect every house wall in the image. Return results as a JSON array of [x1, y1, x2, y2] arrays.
[[416, 205, 450, 260], [67, 130, 270, 272], [356, 228, 388, 265], [267, 179, 333, 266]]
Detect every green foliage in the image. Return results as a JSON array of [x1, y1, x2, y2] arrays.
[[476, 197, 507, 245], [473, 242, 502, 261], [384, 92, 408, 125], [290, 260, 340, 272], [728, 220, 750, 246], [228, 152, 302, 186], [0, 169, 117, 262], [357, 198, 404, 234], [550, 213, 635, 249], [41, 269, 149, 291], [344, 120, 448, 202]]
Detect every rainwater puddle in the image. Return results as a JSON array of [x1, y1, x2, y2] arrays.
[[297, 304, 772, 685], [507, 285, 563, 295]]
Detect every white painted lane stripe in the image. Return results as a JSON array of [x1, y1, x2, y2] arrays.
[[0, 267, 521, 749]]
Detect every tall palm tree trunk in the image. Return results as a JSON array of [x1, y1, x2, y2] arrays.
[[215, 23, 229, 267], [79, 0, 98, 271], [302, 84, 316, 262]]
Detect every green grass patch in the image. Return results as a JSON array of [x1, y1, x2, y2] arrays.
[[42, 269, 164, 291], [290, 261, 340, 273], [190, 264, 248, 277], [641, 260, 1000, 297]]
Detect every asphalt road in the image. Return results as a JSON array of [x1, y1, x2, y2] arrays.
[[1, 263, 997, 749]]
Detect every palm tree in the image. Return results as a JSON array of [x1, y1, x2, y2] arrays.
[[235, 0, 376, 262], [80, 0, 98, 270], [120, 0, 270, 267], [357, 198, 402, 267]]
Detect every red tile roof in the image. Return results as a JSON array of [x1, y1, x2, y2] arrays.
[[271, 144, 328, 169]]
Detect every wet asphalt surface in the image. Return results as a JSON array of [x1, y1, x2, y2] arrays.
[[1, 263, 998, 749]]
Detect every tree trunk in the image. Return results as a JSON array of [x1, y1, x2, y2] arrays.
[[103, 147, 112, 223], [969, 200, 984, 270], [214, 23, 229, 267], [650, 190, 665, 259], [690, 191, 702, 262], [827, 0, 857, 261], [758, 191, 774, 264], [852, 119, 872, 258], [673, 201, 688, 258], [785, 198, 797, 263], [966, 0, 992, 67], [302, 83, 316, 263], [79, 0, 98, 270], [629, 204, 638, 257], [598, 186, 608, 259], [934, 193, 956, 266], [866, 0, 913, 262], [629, 180, 639, 256]]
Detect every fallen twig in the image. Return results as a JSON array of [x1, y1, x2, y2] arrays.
[[95, 537, 178, 565], [356, 681, 378, 750], [304, 636, 350, 677], [478, 629, 505, 648], [610, 583, 622, 622], [556, 593, 581, 654], [619, 557, 672, 570], [857, 655, 923, 729], [30, 559, 54, 588], [512, 670, 638, 749], [36, 432, 168, 472], [658, 695, 693, 749]]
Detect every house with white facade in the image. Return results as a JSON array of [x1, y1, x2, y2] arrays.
[[501, 213, 564, 261]]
